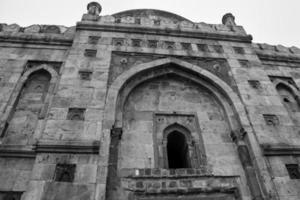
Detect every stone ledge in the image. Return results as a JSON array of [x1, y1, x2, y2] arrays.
[[0, 145, 36, 158], [120, 168, 213, 179], [261, 144, 300, 156], [132, 187, 239, 195], [34, 140, 100, 154], [121, 174, 240, 196], [0, 140, 101, 157]]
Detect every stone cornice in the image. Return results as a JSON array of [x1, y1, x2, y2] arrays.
[[0, 34, 73, 46], [261, 144, 300, 156], [257, 53, 300, 64], [76, 22, 253, 43]]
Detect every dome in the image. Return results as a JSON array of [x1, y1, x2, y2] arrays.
[[112, 9, 192, 22]]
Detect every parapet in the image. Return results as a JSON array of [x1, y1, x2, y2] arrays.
[[79, 2, 251, 42], [0, 24, 75, 45], [253, 43, 300, 62]]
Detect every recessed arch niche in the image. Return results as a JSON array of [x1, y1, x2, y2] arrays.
[[276, 83, 300, 112], [1, 69, 52, 144], [114, 61, 240, 169]]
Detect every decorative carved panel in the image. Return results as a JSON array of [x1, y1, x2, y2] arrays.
[[233, 46, 245, 54], [148, 40, 158, 48], [43, 25, 60, 34], [212, 45, 224, 53], [263, 114, 279, 126], [135, 18, 141, 24], [132, 39, 142, 47], [238, 60, 250, 68], [79, 69, 93, 80], [248, 80, 261, 89], [154, 19, 161, 25], [88, 36, 101, 44], [197, 44, 209, 52], [286, 164, 300, 179], [67, 108, 86, 121], [54, 164, 76, 182], [164, 41, 175, 50], [181, 43, 192, 50], [84, 49, 97, 57], [112, 38, 125, 46]]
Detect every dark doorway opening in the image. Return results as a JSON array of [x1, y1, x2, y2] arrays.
[[167, 131, 190, 168]]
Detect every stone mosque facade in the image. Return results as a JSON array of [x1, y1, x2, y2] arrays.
[[0, 1, 300, 200]]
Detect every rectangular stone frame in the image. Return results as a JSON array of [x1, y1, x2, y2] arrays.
[[153, 111, 206, 169]]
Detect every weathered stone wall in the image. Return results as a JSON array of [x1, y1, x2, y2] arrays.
[[21, 154, 99, 200], [248, 44, 300, 200], [0, 158, 34, 193], [0, 2, 300, 200]]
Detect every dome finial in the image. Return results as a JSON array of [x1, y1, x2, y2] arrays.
[[87, 2, 102, 16], [222, 13, 236, 26]]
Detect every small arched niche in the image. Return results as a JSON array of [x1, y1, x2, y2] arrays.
[[22, 69, 51, 97], [276, 83, 300, 113]]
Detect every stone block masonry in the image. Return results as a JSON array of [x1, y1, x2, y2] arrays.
[[0, 1, 300, 200]]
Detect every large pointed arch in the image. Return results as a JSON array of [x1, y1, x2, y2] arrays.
[[103, 57, 249, 130], [102, 57, 273, 200]]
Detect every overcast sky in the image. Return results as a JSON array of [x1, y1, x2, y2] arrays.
[[0, 0, 299, 47]]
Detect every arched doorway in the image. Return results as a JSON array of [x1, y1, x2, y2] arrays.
[[167, 130, 190, 168]]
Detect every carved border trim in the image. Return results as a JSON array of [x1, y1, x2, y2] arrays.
[[262, 144, 300, 156], [126, 175, 242, 200], [76, 23, 253, 43], [134, 188, 239, 195]]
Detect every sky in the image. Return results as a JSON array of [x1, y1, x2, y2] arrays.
[[0, 0, 299, 47]]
